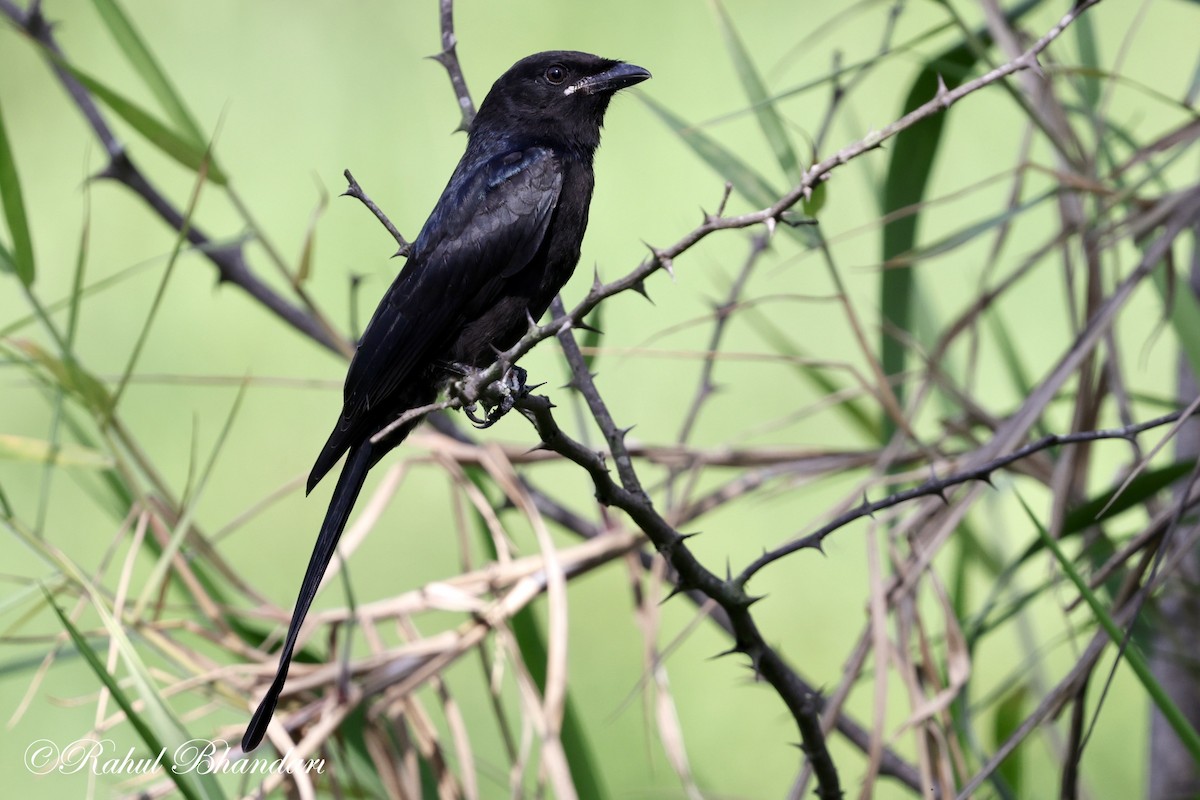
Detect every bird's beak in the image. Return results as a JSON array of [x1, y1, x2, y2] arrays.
[[565, 62, 652, 96]]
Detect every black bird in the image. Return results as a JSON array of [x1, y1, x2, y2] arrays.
[[242, 51, 650, 751]]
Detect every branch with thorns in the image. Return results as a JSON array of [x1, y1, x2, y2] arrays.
[[0, 0, 1139, 796]]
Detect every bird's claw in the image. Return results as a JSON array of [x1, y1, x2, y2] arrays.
[[452, 365, 533, 429]]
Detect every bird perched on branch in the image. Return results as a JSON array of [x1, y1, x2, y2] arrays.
[[242, 50, 650, 751]]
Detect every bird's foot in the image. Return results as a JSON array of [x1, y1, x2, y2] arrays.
[[452, 364, 537, 429]]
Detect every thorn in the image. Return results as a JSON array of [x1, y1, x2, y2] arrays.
[[631, 280, 654, 304], [645, 243, 674, 279], [1025, 53, 1047, 81], [744, 593, 767, 608], [763, 216, 777, 239], [746, 649, 764, 679], [392, 244, 411, 259], [710, 646, 741, 661], [716, 181, 733, 217], [726, 558, 733, 581], [591, 265, 604, 293], [615, 425, 635, 441], [935, 73, 951, 108], [524, 442, 551, 456], [934, 488, 949, 505], [660, 584, 687, 605], [574, 318, 603, 335], [979, 471, 996, 489], [862, 491, 875, 518]]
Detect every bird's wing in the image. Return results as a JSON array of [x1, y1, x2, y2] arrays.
[[309, 146, 563, 488]]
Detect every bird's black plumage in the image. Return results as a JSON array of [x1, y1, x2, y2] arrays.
[[242, 51, 649, 751]]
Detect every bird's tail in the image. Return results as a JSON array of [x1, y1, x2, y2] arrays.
[[242, 442, 373, 751]]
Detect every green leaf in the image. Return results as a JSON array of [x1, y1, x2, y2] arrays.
[[640, 94, 780, 208], [879, 0, 1042, 437], [464, 466, 608, 800], [1072, 10, 1102, 111], [133, 380, 248, 617], [711, 0, 801, 184], [11, 339, 112, 415], [67, 65, 227, 185], [43, 588, 224, 800], [0, 434, 114, 469], [1062, 461, 1195, 536], [744, 309, 880, 440], [802, 181, 827, 217], [1153, 260, 1200, 379], [993, 686, 1027, 793], [89, 0, 206, 144], [295, 184, 329, 285], [1017, 491, 1200, 764], [0, 97, 34, 286]]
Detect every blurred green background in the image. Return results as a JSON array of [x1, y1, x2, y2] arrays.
[[2, 0, 1198, 797]]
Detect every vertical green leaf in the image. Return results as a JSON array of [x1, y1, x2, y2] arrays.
[[0, 97, 34, 286], [639, 95, 781, 207], [711, 0, 802, 184], [464, 466, 608, 800], [1017, 492, 1200, 764], [90, 0, 205, 145], [43, 588, 225, 800], [1072, 11, 1102, 110], [879, 0, 1041, 438], [66, 65, 227, 185], [993, 686, 1027, 793]]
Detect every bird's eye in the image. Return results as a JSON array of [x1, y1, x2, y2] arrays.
[[544, 65, 566, 85]]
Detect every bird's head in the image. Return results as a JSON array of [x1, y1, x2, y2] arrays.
[[471, 51, 651, 155]]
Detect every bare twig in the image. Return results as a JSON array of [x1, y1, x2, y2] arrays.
[[430, 0, 476, 132], [342, 170, 412, 256]]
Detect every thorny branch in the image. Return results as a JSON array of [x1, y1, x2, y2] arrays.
[[4, 0, 1152, 795], [737, 408, 1200, 585], [431, 0, 476, 133], [0, 0, 348, 356]]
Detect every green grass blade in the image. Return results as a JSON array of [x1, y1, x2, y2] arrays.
[[9, 339, 113, 415], [879, 0, 1042, 437], [109, 137, 213, 418], [993, 685, 1027, 793], [0, 97, 34, 286], [66, 65, 227, 185], [1017, 491, 1200, 764], [1062, 461, 1195, 536], [133, 379, 248, 618], [744, 308, 881, 440], [1153, 259, 1200, 379], [464, 466, 608, 800], [1072, 9, 1102, 110], [89, 0, 205, 144], [710, 0, 801, 184], [0, 434, 113, 469], [0, 481, 12, 519], [639, 94, 780, 208], [43, 587, 225, 800]]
